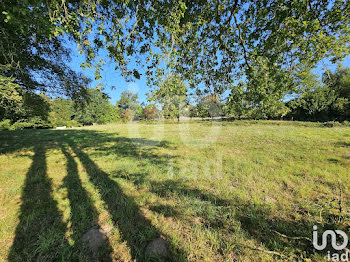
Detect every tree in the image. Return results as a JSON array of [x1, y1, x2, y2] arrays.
[[149, 74, 188, 121], [143, 104, 159, 120], [49, 98, 75, 126], [286, 67, 350, 121], [227, 71, 291, 120], [196, 94, 223, 118], [44, 0, 349, 103], [122, 109, 135, 122], [2, 0, 349, 119], [0, 76, 23, 121], [118, 90, 141, 119], [324, 66, 350, 120], [75, 88, 115, 125], [0, 0, 90, 101], [287, 86, 336, 121]]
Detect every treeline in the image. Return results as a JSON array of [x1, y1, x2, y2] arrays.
[[220, 66, 350, 122], [286, 66, 350, 122], [0, 88, 113, 130], [1, 66, 349, 130]]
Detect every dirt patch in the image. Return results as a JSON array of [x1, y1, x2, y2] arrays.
[[145, 237, 169, 259], [82, 224, 113, 253]]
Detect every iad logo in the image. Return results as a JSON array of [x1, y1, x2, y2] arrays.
[[313, 225, 349, 261]]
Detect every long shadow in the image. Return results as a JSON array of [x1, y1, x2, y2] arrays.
[[123, 177, 327, 258], [70, 144, 186, 261], [93, 136, 175, 168], [61, 145, 113, 261], [3, 129, 182, 260], [8, 145, 71, 261], [4, 128, 349, 260]]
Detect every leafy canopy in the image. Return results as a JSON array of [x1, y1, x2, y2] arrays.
[[0, 0, 90, 99], [45, 0, 350, 97]]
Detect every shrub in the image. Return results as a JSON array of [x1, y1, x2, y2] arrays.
[[0, 119, 13, 130], [342, 120, 350, 127], [12, 117, 53, 130]]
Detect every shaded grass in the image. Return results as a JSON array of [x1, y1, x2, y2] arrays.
[[8, 145, 71, 261], [0, 121, 349, 261]]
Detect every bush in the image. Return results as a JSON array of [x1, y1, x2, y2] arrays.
[[0, 119, 14, 130], [122, 109, 135, 122], [12, 117, 53, 130], [342, 120, 350, 127]]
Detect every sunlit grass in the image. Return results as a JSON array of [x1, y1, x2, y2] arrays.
[[0, 121, 349, 261]]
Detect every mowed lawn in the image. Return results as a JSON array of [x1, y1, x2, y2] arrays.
[[0, 121, 349, 261]]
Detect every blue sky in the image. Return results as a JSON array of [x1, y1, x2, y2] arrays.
[[66, 39, 350, 105]]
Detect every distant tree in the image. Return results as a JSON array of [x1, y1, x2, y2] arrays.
[[324, 66, 350, 121], [143, 104, 159, 120], [323, 66, 350, 100], [21, 93, 51, 121], [188, 105, 197, 118], [119, 91, 139, 111], [122, 108, 135, 122], [196, 94, 223, 118], [181, 105, 196, 118], [49, 98, 74, 126], [118, 90, 141, 120], [75, 88, 115, 125], [287, 67, 350, 121], [149, 74, 188, 121], [96, 101, 115, 124]]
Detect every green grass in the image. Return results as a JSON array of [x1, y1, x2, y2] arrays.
[[0, 120, 349, 261]]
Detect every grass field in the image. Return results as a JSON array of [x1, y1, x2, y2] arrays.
[[0, 121, 349, 261]]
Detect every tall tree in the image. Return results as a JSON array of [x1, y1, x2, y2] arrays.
[[287, 66, 350, 121], [75, 88, 115, 125], [119, 91, 140, 111], [0, 0, 90, 99], [49, 98, 74, 126], [196, 94, 223, 118], [118, 90, 142, 120], [149, 74, 188, 121], [143, 104, 160, 120]]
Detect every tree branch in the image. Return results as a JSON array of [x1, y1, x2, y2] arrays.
[[233, 13, 251, 70]]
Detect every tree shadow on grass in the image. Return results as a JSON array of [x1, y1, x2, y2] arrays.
[[4, 129, 184, 261], [124, 178, 329, 259], [8, 145, 71, 261], [70, 144, 186, 261], [5, 128, 346, 260], [61, 145, 114, 261]]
